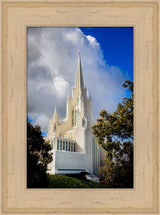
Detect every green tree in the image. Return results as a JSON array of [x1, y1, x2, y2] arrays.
[[92, 80, 133, 188], [27, 121, 52, 188]]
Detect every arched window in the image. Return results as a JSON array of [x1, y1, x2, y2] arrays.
[[82, 117, 87, 127], [53, 123, 57, 131], [63, 141, 65, 150]]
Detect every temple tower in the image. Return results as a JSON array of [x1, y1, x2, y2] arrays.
[[46, 52, 100, 175]]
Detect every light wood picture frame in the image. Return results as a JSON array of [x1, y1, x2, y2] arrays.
[[0, 0, 159, 214]]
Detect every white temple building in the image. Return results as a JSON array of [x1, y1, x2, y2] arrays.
[[46, 52, 104, 177]]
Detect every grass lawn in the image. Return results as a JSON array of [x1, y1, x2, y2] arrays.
[[47, 174, 107, 188]]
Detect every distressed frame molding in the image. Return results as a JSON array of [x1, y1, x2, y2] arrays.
[[0, 0, 159, 214]]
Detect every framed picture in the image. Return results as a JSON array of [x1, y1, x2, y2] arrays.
[[1, 0, 159, 214], [27, 26, 134, 189]]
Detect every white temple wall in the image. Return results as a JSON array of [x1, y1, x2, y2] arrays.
[[55, 151, 85, 171], [92, 137, 101, 176], [85, 125, 93, 174], [74, 120, 86, 152]]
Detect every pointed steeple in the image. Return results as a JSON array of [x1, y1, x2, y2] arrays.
[[51, 105, 59, 123], [75, 51, 84, 90], [67, 93, 70, 100]]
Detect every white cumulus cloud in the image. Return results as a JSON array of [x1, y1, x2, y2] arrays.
[[27, 27, 128, 133], [86, 35, 99, 46]]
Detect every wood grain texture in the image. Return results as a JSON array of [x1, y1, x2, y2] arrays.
[[0, 1, 159, 214]]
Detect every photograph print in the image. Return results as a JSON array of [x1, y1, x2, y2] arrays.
[[27, 27, 133, 188]]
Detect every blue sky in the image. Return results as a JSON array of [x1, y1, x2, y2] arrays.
[[27, 27, 133, 136], [80, 27, 133, 83]]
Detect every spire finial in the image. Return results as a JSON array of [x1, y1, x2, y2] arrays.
[[75, 52, 84, 91], [79, 51, 80, 55]]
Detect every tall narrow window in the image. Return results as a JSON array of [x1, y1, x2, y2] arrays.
[[72, 109, 74, 126], [66, 142, 68, 151], [71, 142, 73, 152], [60, 140, 62, 150], [63, 141, 65, 150], [75, 109, 77, 125], [57, 140, 59, 150], [69, 142, 70, 151], [53, 123, 56, 131]]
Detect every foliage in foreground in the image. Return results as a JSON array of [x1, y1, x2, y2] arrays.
[[27, 121, 52, 188], [92, 80, 133, 188], [47, 174, 106, 188]]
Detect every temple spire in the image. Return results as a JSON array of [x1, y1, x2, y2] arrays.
[[75, 52, 84, 90], [52, 105, 59, 123]]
